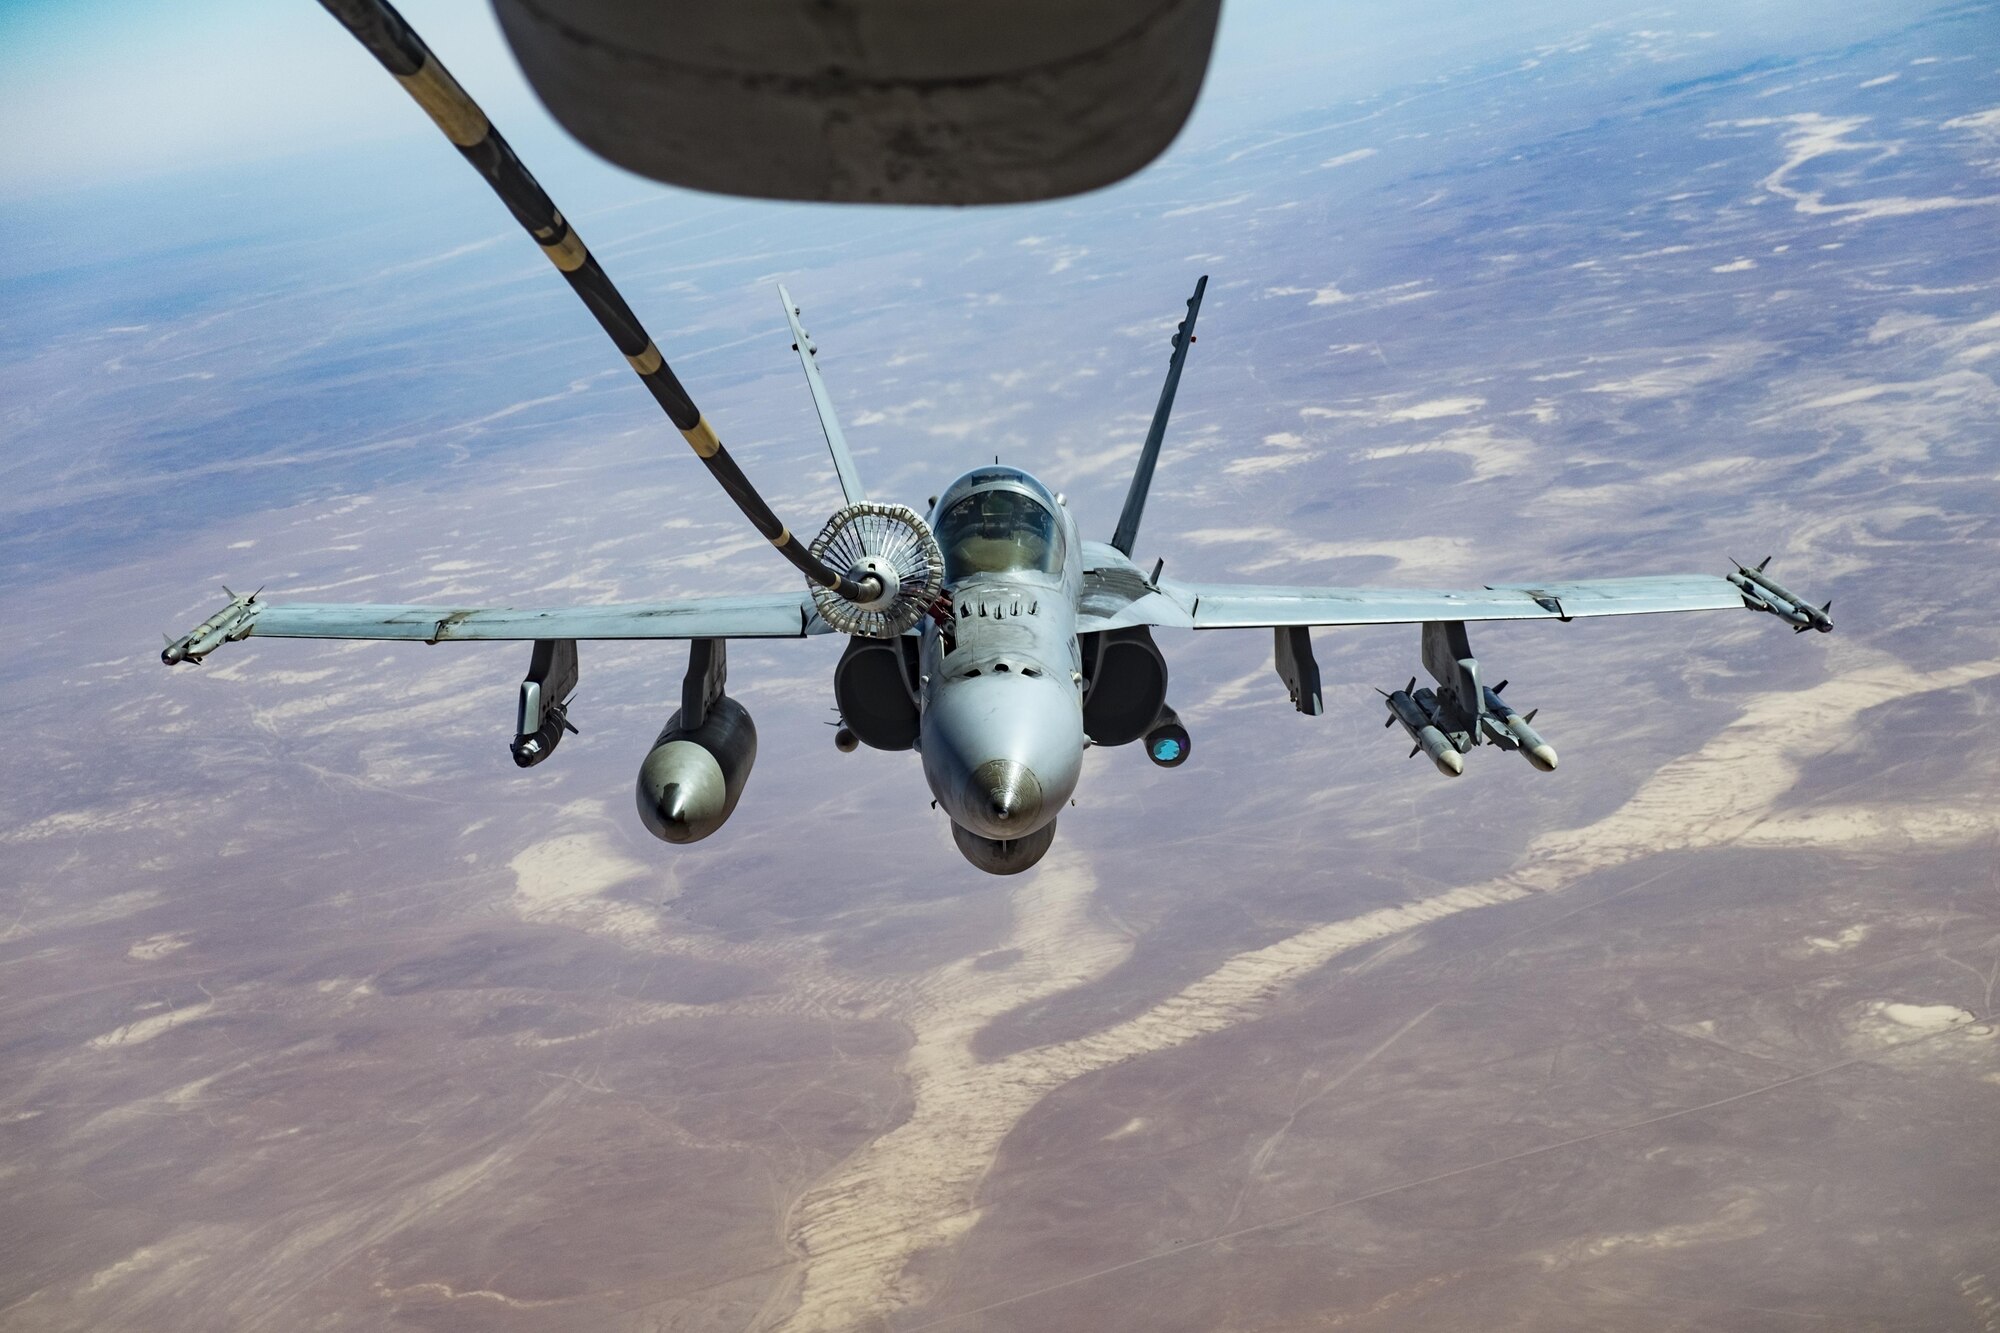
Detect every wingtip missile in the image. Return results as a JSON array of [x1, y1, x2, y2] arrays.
[[161, 588, 261, 665], [1727, 558, 1833, 633]]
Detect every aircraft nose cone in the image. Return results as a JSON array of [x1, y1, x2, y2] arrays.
[[969, 759, 1042, 835]]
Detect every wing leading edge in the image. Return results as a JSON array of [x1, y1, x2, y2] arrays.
[[164, 591, 817, 663], [1167, 574, 1748, 629], [1075, 545, 1752, 634]]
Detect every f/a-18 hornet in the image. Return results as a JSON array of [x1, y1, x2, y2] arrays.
[[164, 0, 1835, 874]]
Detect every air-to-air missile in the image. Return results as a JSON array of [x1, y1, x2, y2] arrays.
[[160, 588, 261, 665], [1477, 681, 1559, 772], [1381, 678, 1464, 776], [1728, 557, 1833, 633]]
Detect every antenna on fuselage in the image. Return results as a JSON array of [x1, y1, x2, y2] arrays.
[[1111, 274, 1207, 557]]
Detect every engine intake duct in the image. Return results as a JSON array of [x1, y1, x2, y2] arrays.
[[832, 633, 920, 751], [1081, 626, 1169, 747]]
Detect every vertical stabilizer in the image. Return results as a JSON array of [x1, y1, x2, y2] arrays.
[[778, 285, 867, 507], [1111, 275, 1207, 556]]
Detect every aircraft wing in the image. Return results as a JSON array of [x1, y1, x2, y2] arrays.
[[1163, 575, 1747, 629], [164, 591, 820, 663], [1078, 563, 1749, 633]]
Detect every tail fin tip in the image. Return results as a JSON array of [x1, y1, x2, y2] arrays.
[[1110, 276, 1208, 556]]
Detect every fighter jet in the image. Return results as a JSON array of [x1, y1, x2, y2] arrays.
[[164, 1, 1835, 874]]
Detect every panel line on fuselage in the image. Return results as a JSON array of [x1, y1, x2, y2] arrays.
[[917, 467, 1086, 853]]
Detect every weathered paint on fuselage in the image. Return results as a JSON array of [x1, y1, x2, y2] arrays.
[[917, 468, 1086, 843]]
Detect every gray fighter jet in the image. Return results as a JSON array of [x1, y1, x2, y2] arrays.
[[164, 1, 1835, 874]]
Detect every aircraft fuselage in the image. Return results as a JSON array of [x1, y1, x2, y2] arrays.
[[915, 467, 1086, 869]]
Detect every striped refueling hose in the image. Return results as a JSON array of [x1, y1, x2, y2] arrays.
[[317, 0, 875, 603]]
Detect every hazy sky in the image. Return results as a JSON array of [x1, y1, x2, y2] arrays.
[[2, 0, 1937, 200], [0, 1, 536, 193], [0, 0, 1671, 197]]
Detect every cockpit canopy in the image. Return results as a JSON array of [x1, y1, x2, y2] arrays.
[[931, 467, 1064, 584]]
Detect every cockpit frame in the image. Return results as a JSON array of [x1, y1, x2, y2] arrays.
[[930, 467, 1066, 584]]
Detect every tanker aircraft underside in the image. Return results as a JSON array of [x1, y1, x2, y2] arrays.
[[164, 0, 1835, 875]]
